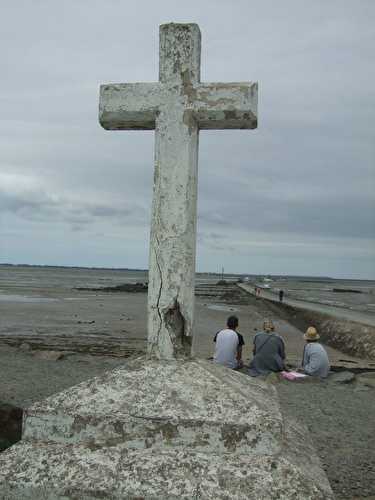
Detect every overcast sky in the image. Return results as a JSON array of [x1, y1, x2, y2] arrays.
[[1, 0, 374, 279]]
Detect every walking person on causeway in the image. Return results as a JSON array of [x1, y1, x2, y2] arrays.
[[300, 326, 330, 378], [248, 319, 286, 376], [213, 315, 244, 369]]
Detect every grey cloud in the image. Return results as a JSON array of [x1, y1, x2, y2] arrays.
[[199, 195, 375, 240], [197, 232, 236, 254], [0, 0, 374, 277], [0, 183, 147, 228]]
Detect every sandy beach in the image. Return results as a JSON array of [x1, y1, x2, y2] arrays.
[[1, 281, 375, 499]]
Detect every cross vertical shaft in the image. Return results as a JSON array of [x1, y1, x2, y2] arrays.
[[148, 24, 201, 358]]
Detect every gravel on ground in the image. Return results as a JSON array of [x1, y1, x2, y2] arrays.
[[277, 378, 375, 500], [0, 345, 125, 408]]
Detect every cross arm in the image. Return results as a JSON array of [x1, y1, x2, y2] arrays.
[[99, 83, 162, 130], [193, 82, 258, 129]]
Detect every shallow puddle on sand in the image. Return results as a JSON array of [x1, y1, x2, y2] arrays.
[[0, 294, 59, 303], [206, 304, 239, 312]]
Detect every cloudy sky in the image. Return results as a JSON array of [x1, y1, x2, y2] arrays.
[[1, 0, 374, 278]]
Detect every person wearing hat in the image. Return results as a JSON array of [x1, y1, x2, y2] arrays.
[[248, 319, 286, 376], [301, 326, 330, 378]]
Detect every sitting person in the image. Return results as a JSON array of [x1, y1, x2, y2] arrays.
[[248, 319, 285, 376], [213, 315, 244, 369], [300, 326, 330, 378]]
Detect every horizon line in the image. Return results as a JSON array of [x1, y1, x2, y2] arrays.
[[0, 262, 358, 281]]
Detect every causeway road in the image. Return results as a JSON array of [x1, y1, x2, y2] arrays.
[[239, 283, 375, 327]]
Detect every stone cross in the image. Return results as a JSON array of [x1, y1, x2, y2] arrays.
[[99, 23, 258, 359]]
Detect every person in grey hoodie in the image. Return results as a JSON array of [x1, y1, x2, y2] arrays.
[[301, 326, 330, 378], [248, 319, 285, 376]]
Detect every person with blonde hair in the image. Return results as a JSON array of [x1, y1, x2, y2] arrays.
[[300, 326, 330, 378], [248, 319, 285, 376]]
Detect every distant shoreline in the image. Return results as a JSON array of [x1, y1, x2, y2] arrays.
[[0, 263, 148, 272], [0, 263, 366, 281]]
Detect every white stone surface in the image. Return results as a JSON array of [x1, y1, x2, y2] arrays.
[[99, 23, 258, 359], [22, 359, 281, 454], [0, 442, 332, 500], [0, 359, 334, 499]]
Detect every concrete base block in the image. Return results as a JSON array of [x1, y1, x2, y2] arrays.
[[0, 358, 334, 499], [1, 439, 332, 499], [22, 359, 281, 455]]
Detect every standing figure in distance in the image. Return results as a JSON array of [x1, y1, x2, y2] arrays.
[[300, 326, 330, 378], [279, 289, 284, 303], [248, 319, 285, 377], [213, 315, 244, 370]]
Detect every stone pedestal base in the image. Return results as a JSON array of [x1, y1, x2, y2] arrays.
[[0, 358, 333, 499]]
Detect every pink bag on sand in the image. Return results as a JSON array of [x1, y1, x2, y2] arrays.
[[281, 370, 307, 381]]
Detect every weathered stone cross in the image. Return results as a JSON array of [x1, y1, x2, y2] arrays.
[[99, 23, 257, 360]]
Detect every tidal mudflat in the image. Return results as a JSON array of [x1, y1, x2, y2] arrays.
[[1, 265, 374, 498]]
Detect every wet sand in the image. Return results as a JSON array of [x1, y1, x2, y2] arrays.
[[0, 286, 374, 499]]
